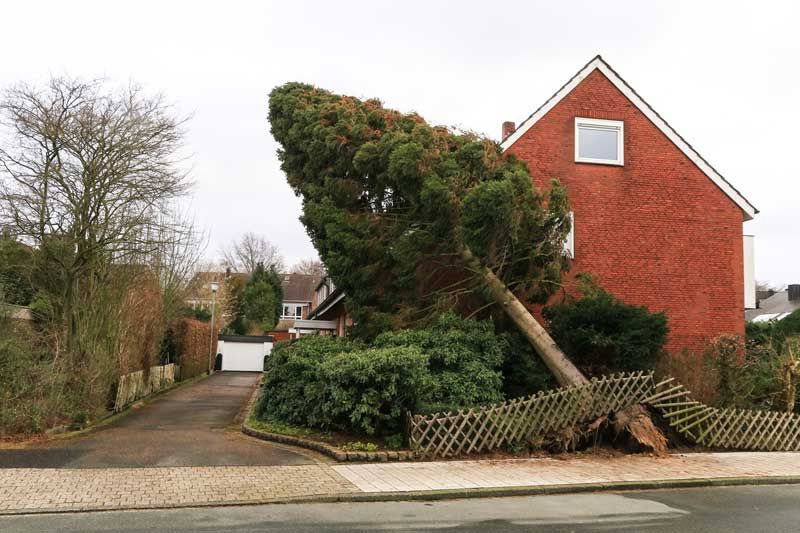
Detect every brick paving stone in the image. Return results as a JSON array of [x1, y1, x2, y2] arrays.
[[0, 465, 358, 514], [332, 452, 800, 493], [3, 452, 800, 514]]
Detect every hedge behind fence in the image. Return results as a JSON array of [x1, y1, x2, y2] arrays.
[[173, 318, 217, 378]]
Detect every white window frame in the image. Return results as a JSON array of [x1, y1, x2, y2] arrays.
[[281, 303, 306, 320], [574, 117, 624, 166], [563, 211, 575, 258]]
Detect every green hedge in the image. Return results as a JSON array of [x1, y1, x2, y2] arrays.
[[373, 313, 504, 413], [544, 279, 668, 375], [255, 314, 507, 435]]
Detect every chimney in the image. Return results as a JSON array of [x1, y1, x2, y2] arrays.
[[502, 121, 516, 140], [789, 284, 800, 301]]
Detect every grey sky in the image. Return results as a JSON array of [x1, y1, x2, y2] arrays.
[[1, 1, 797, 284]]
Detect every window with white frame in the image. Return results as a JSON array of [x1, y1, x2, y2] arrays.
[[575, 117, 624, 165], [281, 304, 304, 319], [563, 211, 575, 258]]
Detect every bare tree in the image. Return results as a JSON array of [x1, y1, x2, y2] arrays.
[[292, 258, 325, 277], [147, 208, 208, 325], [220, 232, 284, 273], [0, 76, 191, 348]]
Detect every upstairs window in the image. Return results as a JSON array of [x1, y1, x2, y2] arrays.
[[281, 304, 304, 320], [575, 117, 624, 165]]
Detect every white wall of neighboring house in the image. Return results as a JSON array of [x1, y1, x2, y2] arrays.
[[744, 235, 756, 309]]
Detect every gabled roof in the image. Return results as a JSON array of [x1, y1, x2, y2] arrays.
[[500, 56, 758, 221], [281, 273, 321, 302]]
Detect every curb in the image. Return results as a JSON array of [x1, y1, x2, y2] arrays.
[[240, 386, 415, 463], [4, 475, 800, 516]]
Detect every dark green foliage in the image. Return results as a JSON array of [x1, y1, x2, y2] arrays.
[[268, 83, 571, 337], [500, 332, 554, 398], [256, 315, 511, 435], [373, 313, 504, 413], [776, 309, 800, 340], [0, 236, 34, 306], [241, 262, 283, 331], [181, 306, 211, 322], [544, 277, 668, 375], [256, 336, 363, 428], [745, 309, 800, 351], [320, 346, 428, 434]]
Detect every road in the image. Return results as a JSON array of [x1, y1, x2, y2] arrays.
[[2, 484, 799, 532], [0, 372, 314, 468]]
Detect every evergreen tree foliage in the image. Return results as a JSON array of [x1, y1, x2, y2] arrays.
[[0, 236, 34, 306], [240, 262, 283, 332], [268, 83, 571, 336], [543, 276, 668, 375]]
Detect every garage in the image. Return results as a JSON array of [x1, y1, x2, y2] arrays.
[[217, 335, 273, 372]]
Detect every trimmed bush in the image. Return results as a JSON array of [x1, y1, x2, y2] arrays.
[[256, 314, 508, 435], [373, 314, 504, 412], [320, 346, 428, 434], [256, 336, 362, 428], [544, 278, 668, 375]]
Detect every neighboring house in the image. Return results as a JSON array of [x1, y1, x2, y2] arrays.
[[272, 273, 323, 338], [746, 285, 800, 323], [501, 56, 757, 353], [305, 275, 349, 337], [184, 269, 248, 324]]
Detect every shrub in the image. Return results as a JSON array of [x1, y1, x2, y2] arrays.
[[321, 346, 427, 434], [256, 314, 509, 435], [181, 306, 211, 322], [776, 309, 800, 338], [373, 314, 505, 413], [256, 336, 362, 427], [499, 331, 554, 398], [544, 278, 668, 375]]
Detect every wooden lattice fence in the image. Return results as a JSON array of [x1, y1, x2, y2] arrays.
[[408, 372, 800, 458], [407, 372, 654, 458], [648, 377, 800, 451], [114, 363, 179, 412]]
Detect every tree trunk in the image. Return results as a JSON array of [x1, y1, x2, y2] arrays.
[[460, 246, 588, 387]]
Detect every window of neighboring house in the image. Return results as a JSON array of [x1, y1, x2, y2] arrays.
[[575, 117, 624, 165], [563, 211, 575, 258], [281, 304, 304, 319]]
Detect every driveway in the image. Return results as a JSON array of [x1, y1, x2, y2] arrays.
[[0, 372, 315, 468]]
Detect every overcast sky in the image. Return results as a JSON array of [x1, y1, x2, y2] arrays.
[[1, 1, 797, 285]]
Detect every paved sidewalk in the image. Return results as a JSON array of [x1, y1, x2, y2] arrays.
[[332, 452, 800, 492], [0, 465, 357, 513], [2, 452, 800, 514]]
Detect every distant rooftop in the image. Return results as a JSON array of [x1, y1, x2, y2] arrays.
[[746, 286, 800, 322]]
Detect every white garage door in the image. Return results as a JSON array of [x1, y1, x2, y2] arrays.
[[221, 341, 267, 372]]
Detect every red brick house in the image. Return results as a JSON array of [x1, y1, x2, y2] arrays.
[[501, 56, 757, 354]]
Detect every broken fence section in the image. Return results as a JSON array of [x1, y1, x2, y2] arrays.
[[408, 371, 800, 458]]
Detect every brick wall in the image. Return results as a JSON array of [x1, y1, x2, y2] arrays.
[[506, 69, 745, 354]]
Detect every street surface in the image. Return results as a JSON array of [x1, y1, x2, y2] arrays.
[[2, 484, 799, 532]]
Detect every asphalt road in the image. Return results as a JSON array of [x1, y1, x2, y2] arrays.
[[2, 484, 799, 532], [0, 372, 314, 468], [0, 485, 800, 533]]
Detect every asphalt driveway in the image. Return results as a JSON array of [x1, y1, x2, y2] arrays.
[[0, 372, 315, 468]]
